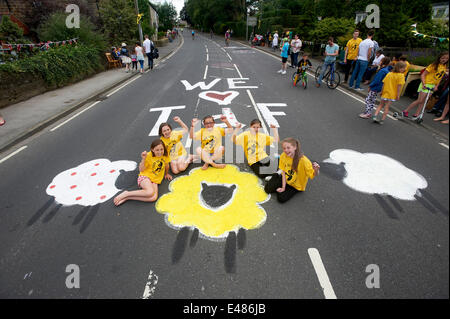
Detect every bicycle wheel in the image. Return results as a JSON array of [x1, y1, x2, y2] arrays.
[[326, 71, 340, 89], [314, 66, 321, 82], [292, 72, 299, 87], [302, 73, 308, 89]]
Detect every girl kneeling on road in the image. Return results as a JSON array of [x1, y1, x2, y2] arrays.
[[265, 138, 320, 203], [159, 117, 195, 175], [113, 139, 172, 206], [232, 119, 279, 178]]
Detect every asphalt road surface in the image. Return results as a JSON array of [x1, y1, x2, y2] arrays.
[[0, 31, 448, 299]]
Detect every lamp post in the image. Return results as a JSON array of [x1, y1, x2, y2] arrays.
[[134, 0, 144, 44]]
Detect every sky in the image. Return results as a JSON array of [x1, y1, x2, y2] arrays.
[[151, 0, 184, 16]]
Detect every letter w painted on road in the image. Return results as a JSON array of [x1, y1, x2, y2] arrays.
[[180, 79, 221, 91]]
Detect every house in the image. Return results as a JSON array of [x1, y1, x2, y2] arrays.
[[0, 0, 30, 34], [432, 2, 449, 21], [148, 1, 159, 41]]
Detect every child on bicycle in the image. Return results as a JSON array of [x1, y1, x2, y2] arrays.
[[297, 53, 312, 72], [372, 61, 407, 124]]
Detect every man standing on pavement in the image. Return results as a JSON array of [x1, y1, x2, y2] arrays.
[[143, 34, 154, 70], [349, 30, 375, 91], [290, 34, 302, 68], [343, 29, 362, 83], [316, 37, 339, 87]]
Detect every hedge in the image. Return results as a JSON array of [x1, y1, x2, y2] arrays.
[[0, 44, 105, 88]]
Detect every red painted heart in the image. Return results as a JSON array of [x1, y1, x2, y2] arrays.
[[205, 92, 232, 101]]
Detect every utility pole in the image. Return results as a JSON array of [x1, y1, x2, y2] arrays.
[[134, 0, 144, 44]]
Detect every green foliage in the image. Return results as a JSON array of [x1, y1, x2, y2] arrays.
[[0, 45, 104, 87], [155, 2, 178, 31], [0, 16, 24, 42], [37, 13, 106, 52], [310, 17, 355, 45], [99, 0, 137, 45], [410, 55, 436, 67]]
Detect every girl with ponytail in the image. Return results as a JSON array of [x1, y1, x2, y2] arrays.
[[264, 138, 320, 203]]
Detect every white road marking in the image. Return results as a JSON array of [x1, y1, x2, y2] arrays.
[[106, 76, 141, 97], [226, 53, 232, 61], [206, 53, 209, 62], [0, 146, 27, 165], [246, 89, 269, 134], [439, 143, 449, 149], [50, 101, 101, 132], [308, 248, 337, 299], [234, 64, 243, 79], [142, 270, 159, 299], [185, 136, 192, 148], [203, 65, 209, 80]]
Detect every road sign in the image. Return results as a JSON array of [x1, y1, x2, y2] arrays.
[[248, 16, 257, 26]]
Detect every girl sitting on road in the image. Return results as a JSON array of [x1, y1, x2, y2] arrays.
[[232, 119, 279, 178], [113, 139, 172, 206], [372, 61, 407, 124], [264, 138, 320, 203], [402, 52, 449, 119], [190, 115, 233, 170], [159, 117, 195, 175], [359, 57, 392, 119]]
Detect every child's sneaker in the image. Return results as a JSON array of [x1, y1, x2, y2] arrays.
[[281, 70, 286, 75], [359, 113, 371, 119], [401, 111, 409, 118], [277, 69, 283, 73], [372, 115, 378, 122]]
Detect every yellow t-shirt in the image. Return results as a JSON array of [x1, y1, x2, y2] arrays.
[[425, 63, 446, 86], [161, 131, 187, 161], [278, 153, 315, 191], [194, 127, 225, 153], [346, 38, 362, 61], [140, 152, 170, 184], [403, 61, 410, 78], [381, 72, 405, 100], [235, 131, 274, 165]]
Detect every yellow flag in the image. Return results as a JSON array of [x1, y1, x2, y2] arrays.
[[137, 13, 143, 24]]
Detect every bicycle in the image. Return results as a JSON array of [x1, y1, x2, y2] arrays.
[[315, 62, 340, 89], [225, 37, 230, 47], [292, 66, 310, 89]]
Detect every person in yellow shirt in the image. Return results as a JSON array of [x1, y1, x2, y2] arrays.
[[232, 119, 279, 178], [114, 139, 172, 206], [402, 52, 449, 118], [190, 115, 233, 170], [159, 116, 195, 175], [264, 138, 320, 203], [343, 29, 362, 83], [372, 62, 406, 124], [399, 55, 410, 78]]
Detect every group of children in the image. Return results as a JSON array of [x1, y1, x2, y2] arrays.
[[113, 116, 320, 206], [360, 52, 449, 124]]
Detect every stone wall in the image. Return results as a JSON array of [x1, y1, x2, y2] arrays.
[[0, 0, 31, 23], [0, 71, 48, 108]]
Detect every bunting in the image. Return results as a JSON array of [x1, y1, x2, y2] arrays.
[[1, 38, 79, 52], [411, 24, 448, 43]]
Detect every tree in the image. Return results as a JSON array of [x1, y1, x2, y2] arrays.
[[99, 0, 137, 45], [155, 2, 178, 31], [0, 16, 24, 42]]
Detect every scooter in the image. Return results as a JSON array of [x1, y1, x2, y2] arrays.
[[393, 88, 433, 124]]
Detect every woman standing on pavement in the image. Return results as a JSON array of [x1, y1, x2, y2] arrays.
[[290, 34, 302, 68], [277, 38, 290, 75], [135, 42, 145, 74]]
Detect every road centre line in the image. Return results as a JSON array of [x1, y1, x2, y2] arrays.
[[234, 64, 243, 79], [0, 146, 28, 165], [106, 75, 141, 97], [226, 52, 233, 61], [308, 248, 337, 299], [206, 53, 209, 61], [203, 65, 208, 80], [50, 101, 101, 132], [247, 89, 269, 134]]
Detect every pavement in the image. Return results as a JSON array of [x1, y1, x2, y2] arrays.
[[0, 35, 183, 155], [0, 30, 448, 299]]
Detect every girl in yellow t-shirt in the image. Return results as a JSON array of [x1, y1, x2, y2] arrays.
[[373, 62, 406, 124], [402, 52, 449, 118], [113, 139, 172, 206], [264, 138, 320, 203], [190, 115, 233, 170], [159, 116, 195, 175], [232, 119, 279, 178]]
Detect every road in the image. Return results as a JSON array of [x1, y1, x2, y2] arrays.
[[0, 31, 448, 299]]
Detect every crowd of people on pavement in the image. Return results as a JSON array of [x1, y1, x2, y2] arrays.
[[110, 35, 157, 74]]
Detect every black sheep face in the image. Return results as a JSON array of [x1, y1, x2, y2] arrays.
[[200, 183, 237, 211]]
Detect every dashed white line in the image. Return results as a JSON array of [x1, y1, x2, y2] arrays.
[[234, 64, 243, 79], [226, 52, 232, 61], [0, 146, 28, 164], [439, 142, 449, 149], [50, 101, 101, 132], [246, 89, 269, 134], [203, 65, 209, 80], [206, 53, 209, 62], [308, 248, 337, 299]]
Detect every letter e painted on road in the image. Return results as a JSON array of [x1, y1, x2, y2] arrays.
[[365, 264, 380, 289], [65, 264, 80, 289], [227, 78, 258, 89]]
